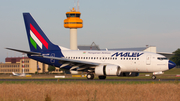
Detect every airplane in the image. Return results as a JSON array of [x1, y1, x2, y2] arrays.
[[12, 72, 26, 77], [6, 13, 176, 80]]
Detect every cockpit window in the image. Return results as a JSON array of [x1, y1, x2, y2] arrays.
[[66, 13, 80, 18], [76, 14, 80, 17], [157, 57, 168, 60], [66, 14, 70, 17]]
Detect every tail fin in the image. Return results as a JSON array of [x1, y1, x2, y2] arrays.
[[23, 13, 60, 52], [12, 72, 16, 75]]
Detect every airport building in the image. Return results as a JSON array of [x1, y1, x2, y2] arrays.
[[78, 43, 173, 59], [0, 57, 49, 74], [78, 44, 156, 53]]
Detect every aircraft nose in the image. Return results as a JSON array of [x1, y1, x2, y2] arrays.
[[168, 60, 176, 69]]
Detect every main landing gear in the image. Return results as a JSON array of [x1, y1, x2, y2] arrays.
[[152, 75, 156, 80], [98, 76, 106, 79], [86, 73, 94, 80], [86, 73, 106, 80]]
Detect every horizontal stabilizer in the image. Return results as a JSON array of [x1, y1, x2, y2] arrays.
[[6, 48, 41, 55]]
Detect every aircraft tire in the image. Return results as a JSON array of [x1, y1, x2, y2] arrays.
[[152, 75, 156, 80], [86, 74, 94, 80], [98, 76, 106, 79]]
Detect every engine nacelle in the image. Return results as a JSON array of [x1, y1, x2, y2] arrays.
[[95, 64, 121, 76]]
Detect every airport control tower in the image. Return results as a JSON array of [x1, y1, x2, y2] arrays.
[[64, 7, 83, 50]]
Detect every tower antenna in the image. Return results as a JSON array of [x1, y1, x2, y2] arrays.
[[77, 0, 79, 11], [74, 0, 76, 10]]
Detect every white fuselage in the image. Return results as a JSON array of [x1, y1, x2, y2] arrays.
[[61, 50, 169, 73]]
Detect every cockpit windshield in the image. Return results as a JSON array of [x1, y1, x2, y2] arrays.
[[157, 57, 168, 60]]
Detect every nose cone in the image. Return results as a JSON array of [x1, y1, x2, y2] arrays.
[[168, 60, 176, 69]]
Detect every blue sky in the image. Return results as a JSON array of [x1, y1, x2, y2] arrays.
[[0, 0, 180, 62]]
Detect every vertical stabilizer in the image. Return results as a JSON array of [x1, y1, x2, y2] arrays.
[[23, 13, 60, 52]]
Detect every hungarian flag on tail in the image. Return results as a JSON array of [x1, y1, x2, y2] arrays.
[[29, 23, 48, 49]]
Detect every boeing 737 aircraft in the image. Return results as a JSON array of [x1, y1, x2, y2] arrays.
[[6, 13, 176, 80]]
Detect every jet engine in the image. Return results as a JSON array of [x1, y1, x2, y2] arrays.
[[95, 64, 121, 76]]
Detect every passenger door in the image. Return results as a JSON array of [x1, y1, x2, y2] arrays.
[[146, 55, 151, 65]]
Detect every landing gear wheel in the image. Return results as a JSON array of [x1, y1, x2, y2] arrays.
[[98, 76, 106, 80], [152, 75, 156, 80], [86, 73, 94, 80]]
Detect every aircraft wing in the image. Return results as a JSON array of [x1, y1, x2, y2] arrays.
[[6, 48, 41, 55], [43, 56, 100, 71]]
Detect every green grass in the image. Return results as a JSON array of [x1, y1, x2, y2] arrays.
[[164, 68, 180, 74]]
